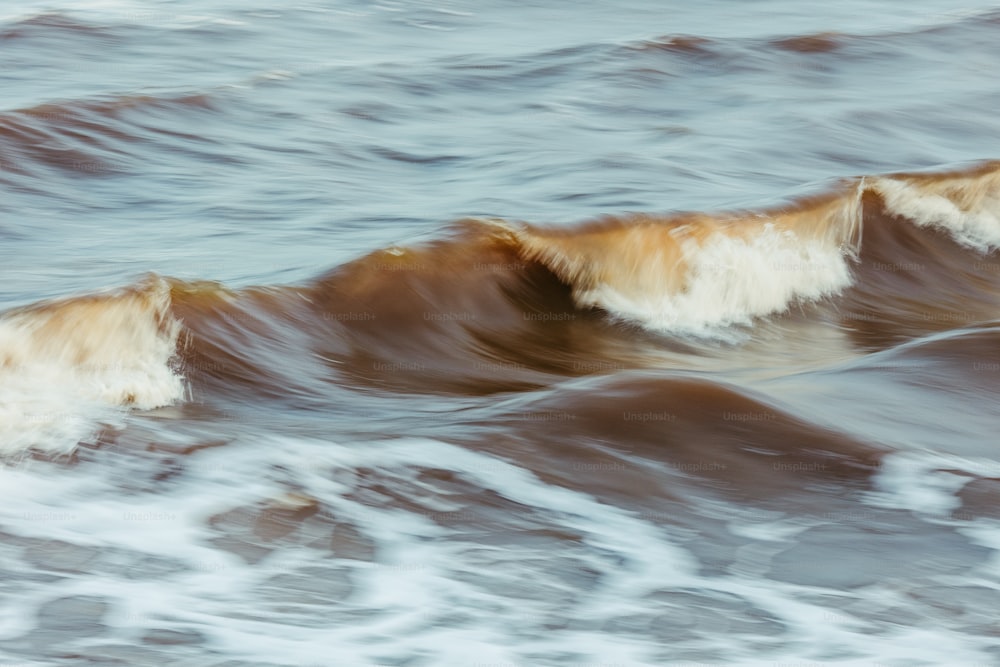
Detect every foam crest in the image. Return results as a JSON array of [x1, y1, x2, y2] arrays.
[[0, 277, 185, 455], [872, 163, 1000, 252], [586, 224, 853, 335], [515, 188, 863, 336]]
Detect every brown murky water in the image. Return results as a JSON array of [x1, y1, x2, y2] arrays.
[[4, 2, 1000, 665]]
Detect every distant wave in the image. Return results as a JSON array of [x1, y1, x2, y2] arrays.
[[0, 12, 111, 41], [633, 8, 1000, 58], [0, 92, 218, 178]]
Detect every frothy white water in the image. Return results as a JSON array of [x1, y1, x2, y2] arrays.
[[2, 435, 998, 665], [513, 163, 1000, 337], [866, 449, 997, 517], [0, 277, 184, 456], [872, 167, 1000, 252], [582, 224, 855, 337], [514, 182, 866, 338]]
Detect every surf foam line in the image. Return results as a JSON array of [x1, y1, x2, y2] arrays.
[[510, 161, 1000, 336], [0, 275, 185, 456]]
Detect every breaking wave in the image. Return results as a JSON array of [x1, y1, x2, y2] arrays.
[[4, 161, 1000, 454]]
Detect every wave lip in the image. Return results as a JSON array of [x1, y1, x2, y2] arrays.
[[0, 276, 185, 456], [870, 161, 1000, 253], [512, 185, 864, 336], [512, 161, 1000, 337]]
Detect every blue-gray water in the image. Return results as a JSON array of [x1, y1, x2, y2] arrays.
[[3, 1, 1000, 665]]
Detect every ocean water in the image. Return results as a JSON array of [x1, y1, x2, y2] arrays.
[[3, 1, 1000, 665]]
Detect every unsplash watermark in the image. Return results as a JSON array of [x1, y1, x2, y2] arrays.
[[574, 360, 626, 372], [921, 311, 974, 323], [0, 159, 32, 173], [473, 360, 525, 372], [70, 160, 129, 175], [517, 411, 576, 422], [523, 312, 576, 322], [222, 311, 266, 324], [373, 361, 426, 372], [623, 411, 676, 422], [722, 411, 776, 422], [872, 261, 925, 272], [667, 461, 727, 472], [571, 461, 627, 472], [21, 510, 78, 521], [182, 360, 229, 373], [322, 311, 376, 321], [473, 261, 527, 272], [868, 362, 912, 373], [773, 462, 827, 473], [113, 11, 181, 24], [21, 411, 78, 424], [972, 261, 1000, 273], [423, 312, 477, 322], [373, 262, 429, 272]]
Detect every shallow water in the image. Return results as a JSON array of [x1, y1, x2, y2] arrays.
[[4, 1, 1000, 665]]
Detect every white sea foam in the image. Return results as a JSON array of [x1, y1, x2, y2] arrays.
[[0, 278, 185, 456], [4, 435, 997, 665], [873, 171, 1000, 252], [579, 224, 854, 337], [866, 449, 992, 517]]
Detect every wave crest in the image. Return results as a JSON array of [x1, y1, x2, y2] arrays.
[[0, 276, 185, 456]]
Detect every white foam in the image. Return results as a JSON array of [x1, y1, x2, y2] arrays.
[[2, 435, 1000, 665], [0, 278, 185, 456], [580, 224, 854, 337], [874, 175, 1000, 252], [865, 450, 989, 517]]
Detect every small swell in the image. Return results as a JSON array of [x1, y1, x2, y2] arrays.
[[630, 14, 1000, 69], [483, 373, 885, 505], [369, 146, 465, 165], [0, 12, 111, 42], [0, 93, 219, 177], [633, 35, 716, 55], [770, 32, 844, 53]]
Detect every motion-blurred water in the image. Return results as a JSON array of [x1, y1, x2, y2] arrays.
[[4, 1, 1000, 665]]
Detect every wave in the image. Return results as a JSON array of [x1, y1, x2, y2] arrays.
[[513, 161, 1000, 335], [0, 12, 110, 42], [0, 276, 184, 456], [4, 161, 1000, 454], [633, 8, 1000, 59], [0, 92, 218, 178], [477, 371, 885, 505], [512, 187, 864, 335]]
